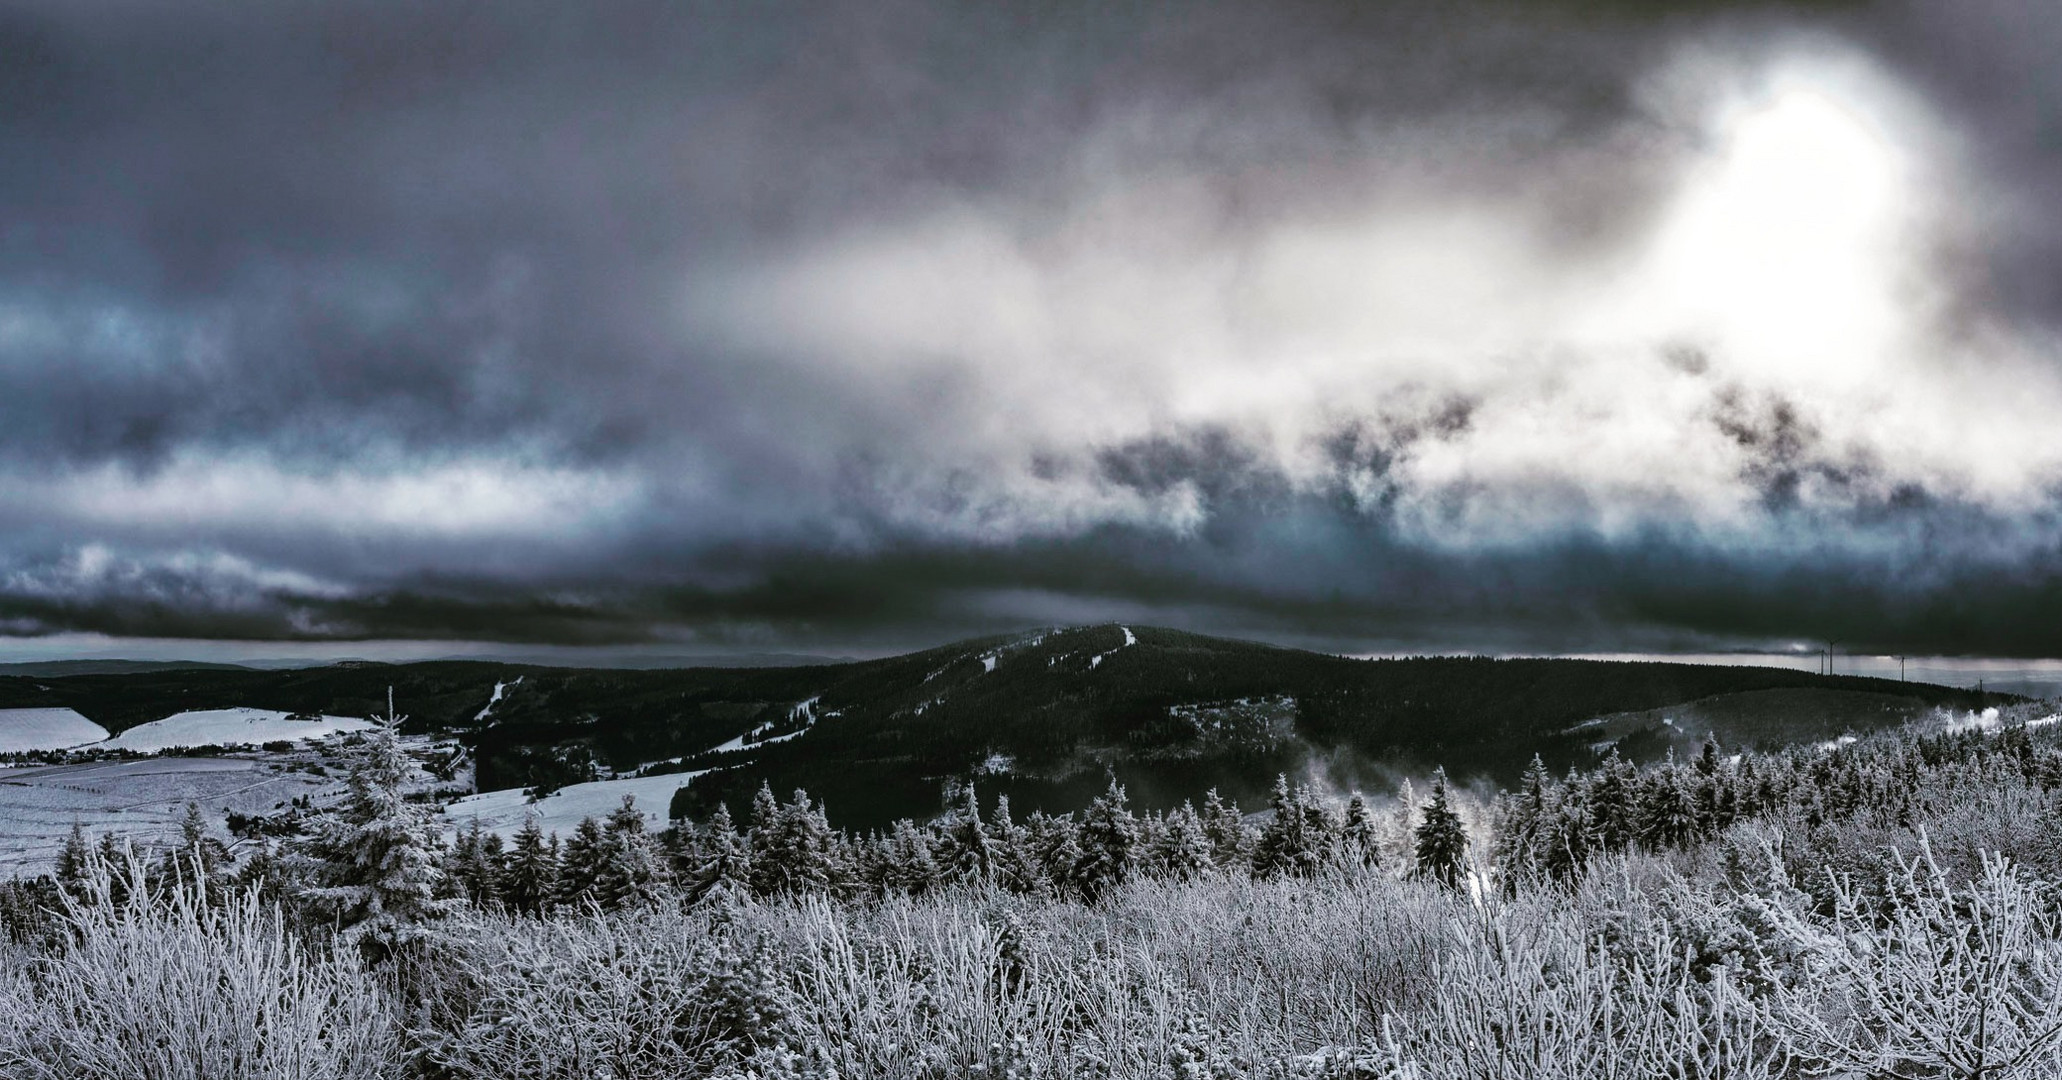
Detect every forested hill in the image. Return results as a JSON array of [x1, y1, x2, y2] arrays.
[[0, 626, 1996, 829]]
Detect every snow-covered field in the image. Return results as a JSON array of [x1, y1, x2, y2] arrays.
[[441, 770, 706, 841], [0, 707, 111, 753], [0, 757, 344, 876], [100, 708, 375, 753]]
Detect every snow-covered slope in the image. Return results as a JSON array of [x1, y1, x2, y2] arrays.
[[101, 708, 375, 753], [0, 708, 111, 753], [442, 771, 706, 840]]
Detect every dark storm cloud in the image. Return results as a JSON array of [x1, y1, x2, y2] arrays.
[[1, 0, 2061, 657]]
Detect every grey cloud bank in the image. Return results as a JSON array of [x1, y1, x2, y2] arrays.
[[3, 0, 2062, 658]]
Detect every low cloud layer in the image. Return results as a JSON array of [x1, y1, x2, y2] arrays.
[[4, 0, 2062, 657]]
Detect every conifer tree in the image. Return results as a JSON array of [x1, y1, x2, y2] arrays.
[[1500, 755, 1555, 873], [883, 817, 939, 896], [686, 802, 753, 904], [1072, 779, 1138, 901], [159, 802, 233, 899], [1026, 811, 1083, 897], [1148, 801, 1215, 881], [592, 794, 667, 909], [1255, 775, 1321, 878], [1638, 755, 1700, 850], [987, 795, 1047, 895], [750, 788, 839, 896], [502, 815, 558, 914], [1340, 792, 1382, 871], [1412, 768, 1469, 889], [1200, 788, 1251, 872], [288, 693, 451, 947], [939, 785, 993, 884], [54, 822, 89, 898], [1584, 750, 1638, 852], [554, 816, 609, 907], [448, 818, 504, 907]]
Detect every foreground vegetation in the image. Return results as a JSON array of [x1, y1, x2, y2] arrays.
[[5, 703, 2062, 1078]]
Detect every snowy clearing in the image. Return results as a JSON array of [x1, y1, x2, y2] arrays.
[[442, 770, 707, 841], [0, 708, 111, 753], [0, 757, 342, 877], [706, 696, 820, 755], [1089, 625, 1137, 669], [474, 676, 523, 721], [102, 708, 376, 753]]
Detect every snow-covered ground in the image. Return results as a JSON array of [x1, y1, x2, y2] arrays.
[[0, 757, 343, 877], [474, 676, 523, 721], [1089, 626, 1136, 669], [0, 708, 111, 753], [442, 770, 707, 841], [707, 696, 819, 755], [101, 708, 376, 753]]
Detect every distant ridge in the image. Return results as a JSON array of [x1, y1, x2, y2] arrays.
[[0, 659, 251, 677]]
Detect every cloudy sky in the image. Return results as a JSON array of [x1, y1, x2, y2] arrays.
[[4, 0, 2062, 661]]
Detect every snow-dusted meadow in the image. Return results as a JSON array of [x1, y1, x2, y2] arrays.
[[0, 756, 342, 875], [98, 707, 375, 753], [0, 708, 110, 753], [441, 770, 705, 841]]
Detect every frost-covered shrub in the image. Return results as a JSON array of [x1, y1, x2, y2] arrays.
[[1756, 845, 2062, 1079], [0, 853, 400, 1080], [1374, 898, 1774, 1080], [417, 902, 788, 1079]]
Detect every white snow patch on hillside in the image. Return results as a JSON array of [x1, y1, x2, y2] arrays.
[[982, 654, 997, 673], [102, 708, 374, 753], [707, 696, 819, 755], [474, 676, 523, 721], [443, 770, 706, 840], [1088, 625, 1137, 670], [0, 708, 111, 753]]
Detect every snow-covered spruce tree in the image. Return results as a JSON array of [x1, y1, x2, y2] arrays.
[[1072, 779, 1138, 901], [1584, 749, 1639, 853], [592, 794, 668, 910], [287, 693, 452, 949], [1200, 787, 1251, 872], [1027, 810, 1083, 896], [553, 816, 609, 908], [986, 795, 1048, 895], [937, 784, 993, 884], [1693, 735, 1738, 835], [882, 817, 940, 896], [53, 822, 90, 899], [685, 801, 753, 904], [750, 788, 841, 897], [500, 815, 558, 914], [1255, 774, 1322, 878], [1148, 800, 1216, 881], [446, 818, 504, 907], [1638, 752, 1701, 850], [1341, 791, 1382, 871], [156, 802, 233, 902], [1413, 767, 1470, 889], [1536, 771, 1591, 883], [1496, 756, 1556, 876]]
